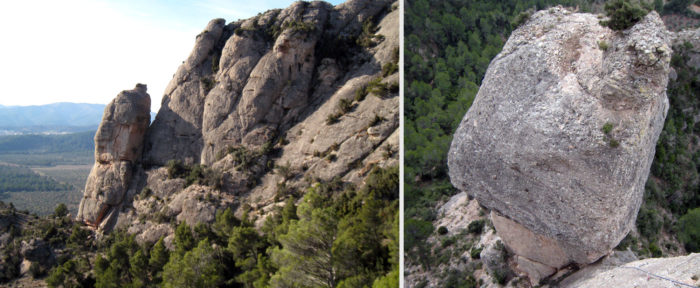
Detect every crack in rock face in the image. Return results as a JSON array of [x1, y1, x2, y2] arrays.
[[447, 7, 671, 279]]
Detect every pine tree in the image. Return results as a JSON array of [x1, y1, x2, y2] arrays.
[[270, 190, 339, 288], [162, 239, 223, 288], [229, 225, 265, 287], [129, 250, 149, 287], [174, 222, 195, 256], [149, 237, 169, 282]]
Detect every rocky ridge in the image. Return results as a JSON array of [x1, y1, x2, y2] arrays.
[[448, 6, 672, 282], [77, 0, 399, 245]]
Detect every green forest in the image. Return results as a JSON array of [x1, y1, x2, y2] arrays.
[[0, 131, 94, 166], [0, 131, 94, 154], [0, 131, 94, 215], [405, 0, 700, 276], [0, 166, 398, 287], [0, 165, 72, 193]]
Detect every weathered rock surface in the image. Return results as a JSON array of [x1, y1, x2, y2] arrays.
[[448, 6, 672, 275], [143, 0, 397, 168], [20, 239, 55, 266], [562, 253, 700, 287], [77, 84, 151, 231], [80, 0, 398, 237]]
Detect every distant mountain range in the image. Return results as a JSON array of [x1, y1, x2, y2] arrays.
[[0, 103, 106, 127], [0, 103, 156, 135]]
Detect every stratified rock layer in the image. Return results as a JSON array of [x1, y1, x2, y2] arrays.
[[448, 7, 671, 271], [77, 84, 150, 230]]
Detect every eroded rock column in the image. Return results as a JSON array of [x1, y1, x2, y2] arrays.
[[77, 84, 151, 232]]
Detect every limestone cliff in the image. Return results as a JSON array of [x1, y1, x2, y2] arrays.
[[448, 6, 671, 281], [78, 0, 399, 240], [76, 84, 151, 230]]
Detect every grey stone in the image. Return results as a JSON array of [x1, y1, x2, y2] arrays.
[[76, 84, 151, 231], [563, 253, 700, 288], [448, 8, 671, 269], [82, 0, 398, 239]]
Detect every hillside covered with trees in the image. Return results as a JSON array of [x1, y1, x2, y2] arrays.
[[0, 166, 398, 287]]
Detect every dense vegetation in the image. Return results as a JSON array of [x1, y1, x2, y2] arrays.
[[1, 165, 398, 287], [0, 165, 71, 193], [404, 0, 700, 281], [0, 131, 94, 154], [638, 40, 700, 254], [0, 131, 94, 166], [600, 0, 651, 30], [0, 131, 93, 215]]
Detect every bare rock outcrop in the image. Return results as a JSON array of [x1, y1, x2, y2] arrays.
[[448, 7, 672, 280], [86, 0, 399, 239], [562, 253, 700, 287], [77, 84, 150, 231]]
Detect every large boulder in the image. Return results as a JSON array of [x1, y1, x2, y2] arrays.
[[77, 84, 151, 231], [448, 7, 672, 275]]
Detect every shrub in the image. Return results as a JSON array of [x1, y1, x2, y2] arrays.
[[512, 10, 532, 28], [326, 113, 340, 125], [382, 62, 398, 77], [139, 187, 152, 199], [354, 86, 368, 102], [678, 208, 700, 252], [467, 219, 485, 234], [601, 0, 649, 31], [609, 139, 620, 147], [649, 241, 662, 257], [598, 40, 609, 51], [492, 268, 508, 285], [166, 160, 187, 179], [325, 154, 337, 162], [211, 53, 220, 73], [369, 114, 385, 127], [615, 233, 638, 250], [338, 98, 353, 114], [470, 246, 482, 259], [437, 226, 448, 235], [444, 270, 477, 288], [357, 17, 381, 47], [367, 78, 388, 98], [54, 203, 68, 218], [275, 162, 293, 180], [405, 219, 434, 251], [228, 146, 256, 169], [637, 206, 662, 240], [382, 145, 396, 160], [602, 122, 614, 134], [200, 77, 216, 93], [284, 20, 315, 33]]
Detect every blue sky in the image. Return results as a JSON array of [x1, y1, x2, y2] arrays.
[[0, 0, 343, 112]]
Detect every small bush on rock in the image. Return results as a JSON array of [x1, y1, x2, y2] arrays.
[[601, 0, 649, 31], [468, 219, 485, 234], [679, 208, 700, 252]]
